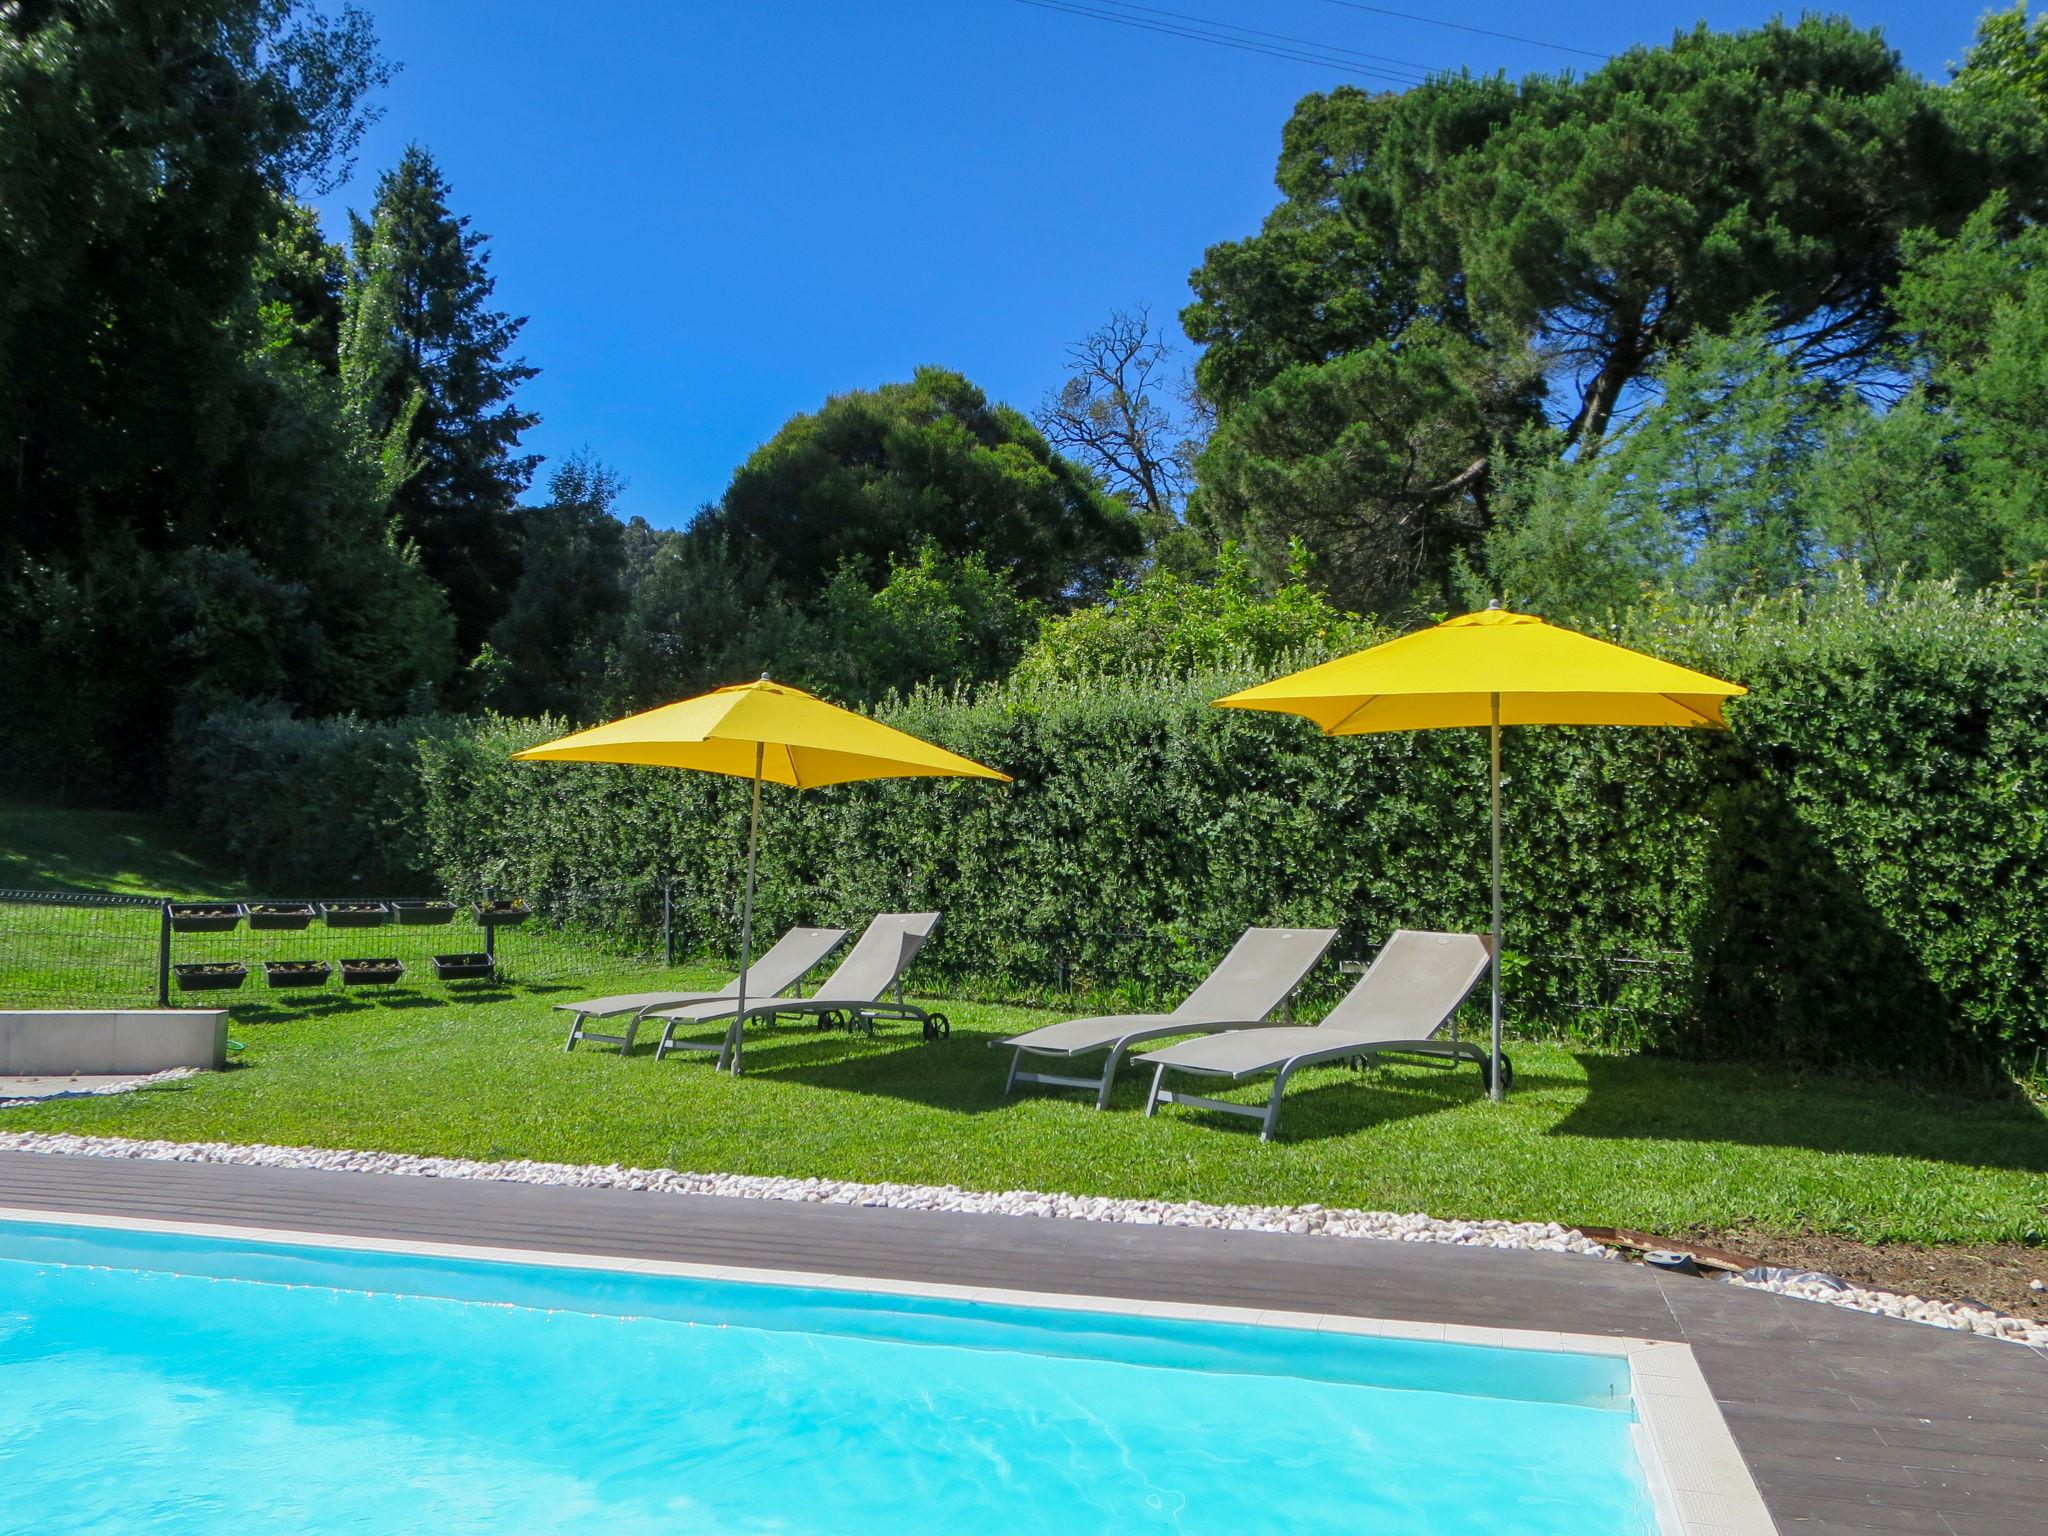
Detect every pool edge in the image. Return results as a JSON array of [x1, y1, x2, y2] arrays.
[[0, 1204, 1778, 1534]]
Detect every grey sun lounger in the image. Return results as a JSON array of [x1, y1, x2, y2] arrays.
[[648, 912, 941, 1073], [1140, 929, 1494, 1140], [556, 925, 848, 1053], [996, 926, 1339, 1109]]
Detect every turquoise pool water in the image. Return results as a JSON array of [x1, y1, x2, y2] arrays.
[[0, 1218, 1656, 1534]]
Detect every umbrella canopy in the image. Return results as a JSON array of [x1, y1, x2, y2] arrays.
[[1214, 607, 1744, 734], [515, 678, 1007, 1067], [511, 677, 1011, 786], [1217, 605, 1745, 1100]]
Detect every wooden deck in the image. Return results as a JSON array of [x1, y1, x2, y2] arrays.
[[1, 1149, 2042, 1533]]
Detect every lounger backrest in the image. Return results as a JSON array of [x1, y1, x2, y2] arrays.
[[1170, 926, 1339, 1022], [743, 925, 851, 998], [1319, 930, 1492, 1042], [809, 912, 939, 1002]]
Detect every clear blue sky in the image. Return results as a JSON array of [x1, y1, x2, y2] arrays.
[[315, 1, 2010, 527]]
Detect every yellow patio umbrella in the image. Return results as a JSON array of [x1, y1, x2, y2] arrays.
[[514, 677, 1009, 1032], [1216, 604, 1746, 1100]]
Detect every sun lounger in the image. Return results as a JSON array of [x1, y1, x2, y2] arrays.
[[1140, 929, 1493, 1139], [556, 925, 848, 1053], [648, 912, 941, 1073], [996, 926, 1339, 1109]]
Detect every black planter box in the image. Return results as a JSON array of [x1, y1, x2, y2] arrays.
[[246, 901, 316, 931], [320, 901, 390, 929], [432, 952, 495, 981], [173, 962, 248, 993], [338, 957, 405, 986], [168, 903, 242, 934], [262, 960, 332, 989], [391, 899, 456, 927], [473, 900, 531, 928]]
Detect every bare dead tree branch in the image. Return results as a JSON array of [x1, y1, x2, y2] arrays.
[[1035, 305, 1198, 526]]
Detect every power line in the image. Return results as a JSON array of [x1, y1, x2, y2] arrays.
[[1005, 0, 1439, 86], [1308, 0, 1609, 63], [1103, 1, 1443, 75]]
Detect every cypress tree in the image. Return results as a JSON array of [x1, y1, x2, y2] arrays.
[[348, 145, 538, 656]]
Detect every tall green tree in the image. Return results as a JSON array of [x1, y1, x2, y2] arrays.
[[1954, 1, 2048, 111], [1487, 324, 1840, 617], [483, 453, 630, 717], [1, 0, 388, 553], [699, 367, 1142, 607], [1182, 17, 2048, 614], [347, 145, 539, 657], [0, 1, 446, 799], [1808, 198, 2048, 585]]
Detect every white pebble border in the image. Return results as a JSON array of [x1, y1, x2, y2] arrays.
[[0, 1129, 2039, 1347], [1730, 1270, 2048, 1348], [0, 1128, 1611, 1255], [0, 1068, 199, 1111]]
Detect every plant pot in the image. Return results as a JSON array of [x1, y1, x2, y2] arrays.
[[391, 899, 456, 927], [168, 903, 242, 934], [320, 901, 390, 929], [474, 900, 530, 928], [245, 901, 316, 931], [173, 962, 248, 993], [262, 960, 332, 990], [338, 957, 405, 987], [432, 952, 495, 982]]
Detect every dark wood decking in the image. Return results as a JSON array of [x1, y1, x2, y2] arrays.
[[1, 1150, 2042, 1533]]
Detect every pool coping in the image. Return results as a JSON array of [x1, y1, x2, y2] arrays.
[[2, 1204, 1775, 1535]]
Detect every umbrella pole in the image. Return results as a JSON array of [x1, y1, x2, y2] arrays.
[[731, 742, 764, 1075], [1489, 692, 1504, 1103]]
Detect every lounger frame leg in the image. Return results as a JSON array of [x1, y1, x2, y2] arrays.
[[1004, 1049, 1124, 1109], [564, 1013, 641, 1055], [1147, 1063, 1297, 1141], [1095, 1044, 1126, 1110], [1261, 1064, 1301, 1141]]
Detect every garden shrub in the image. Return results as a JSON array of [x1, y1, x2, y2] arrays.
[[169, 707, 457, 892], [179, 584, 2048, 1076]]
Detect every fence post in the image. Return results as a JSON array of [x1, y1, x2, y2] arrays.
[[156, 900, 172, 1007], [482, 884, 497, 968], [662, 877, 675, 968]]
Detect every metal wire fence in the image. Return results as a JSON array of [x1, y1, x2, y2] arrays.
[[0, 883, 1695, 1041], [0, 882, 688, 1009], [0, 889, 163, 1009]]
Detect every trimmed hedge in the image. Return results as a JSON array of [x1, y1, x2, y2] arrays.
[[169, 707, 454, 893], [179, 585, 2048, 1075]]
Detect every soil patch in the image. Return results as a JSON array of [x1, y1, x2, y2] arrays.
[[1697, 1228, 2047, 1322]]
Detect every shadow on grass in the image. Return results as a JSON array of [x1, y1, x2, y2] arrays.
[[1140, 1060, 1574, 1142], [734, 1032, 1536, 1133], [227, 996, 374, 1024], [1549, 1053, 2048, 1172], [702, 1029, 1017, 1112]]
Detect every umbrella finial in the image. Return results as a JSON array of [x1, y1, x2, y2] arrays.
[[1487, 598, 1502, 610]]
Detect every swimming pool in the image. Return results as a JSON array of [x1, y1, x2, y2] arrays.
[[1, 1215, 1668, 1534]]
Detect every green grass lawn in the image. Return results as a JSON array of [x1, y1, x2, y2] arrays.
[[5, 961, 2044, 1246], [0, 801, 246, 898], [2, 803, 2044, 1247]]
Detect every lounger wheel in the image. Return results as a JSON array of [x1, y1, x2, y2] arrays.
[[1478, 1052, 1514, 1094], [921, 1013, 950, 1041]]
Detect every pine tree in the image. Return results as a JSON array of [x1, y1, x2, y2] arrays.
[[347, 145, 539, 656]]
